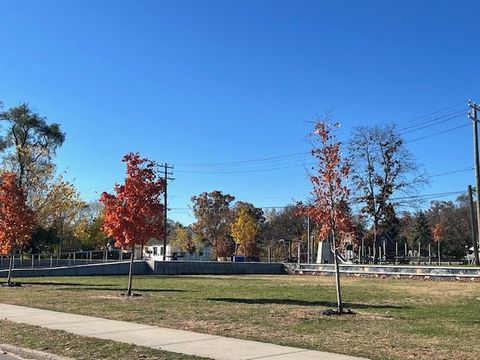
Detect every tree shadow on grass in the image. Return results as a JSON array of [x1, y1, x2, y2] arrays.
[[207, 298, 409, 310], [18, 282, 188, 293], [59, 287, 188, 293], [19, 281, 118, 287]]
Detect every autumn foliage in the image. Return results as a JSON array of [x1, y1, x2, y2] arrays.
[[100, 153, 166, 249], [432, 223, 444, 242], [303, 121, 352, 243], [0, 172, 34, 255], [191, 191, 235, 259], [231, 205, 260, 257], [302, 120, 352, 314]]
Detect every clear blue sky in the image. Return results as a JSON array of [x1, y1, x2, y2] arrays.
[[1, 0, 479, 224]]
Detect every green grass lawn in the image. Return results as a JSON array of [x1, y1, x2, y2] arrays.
[[1, 274, 479, 360], [0, 320, 204, 360]]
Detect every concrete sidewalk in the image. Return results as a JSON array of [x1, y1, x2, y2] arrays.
[[0, 303, 367, 360]]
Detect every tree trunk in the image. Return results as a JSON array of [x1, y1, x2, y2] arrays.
[[331, 230, 343, 314], [126, 246, 135, 296], [333, 249, 343, 314], [372, 218, 378, 264], [6, 248, 14, 285]]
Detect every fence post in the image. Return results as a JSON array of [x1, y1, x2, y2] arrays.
[[418, 242, 421, 265], [31, 254, 34, 269], [50, 254, 53, 268], [428, 244, 432, 265], [361, 238, 365, 264]]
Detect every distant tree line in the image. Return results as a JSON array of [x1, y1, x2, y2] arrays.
[[0, 101, 476, 263]]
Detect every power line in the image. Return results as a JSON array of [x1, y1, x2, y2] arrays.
[[405, 123, 470, 143], [397, 109, 466, 131], [175, 162, 316, 174], [395, 100, 466, 126], [389, 190, 464, 201], [170, 102, 469, 170], [174, 151, 308, 167], [398, 112, 465, 135], [428, 167, 473, 178]]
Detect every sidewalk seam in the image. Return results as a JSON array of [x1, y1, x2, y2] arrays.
[[247, 350, 310, 360]]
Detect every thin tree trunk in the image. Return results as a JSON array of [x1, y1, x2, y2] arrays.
[[372, 218, 378, 264], [126, 246, 135, 296], [331, 230, 343, 314], [333, 249, 343, 314], [6, 248, 14, 285]]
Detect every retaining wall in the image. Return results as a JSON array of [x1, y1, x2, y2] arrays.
[[0, 261, 150, 277], [151, 261, 286, 275], [296, 263, 480, 280], [4, 260, 476, 279], [0, 260, 286, 277]]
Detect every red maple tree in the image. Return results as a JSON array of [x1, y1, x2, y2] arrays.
[[100, 153, 165, 296], [0, 172, 34, 285], [303, 120, 352, 314]]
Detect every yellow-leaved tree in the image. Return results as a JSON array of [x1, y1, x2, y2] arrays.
[[230, 205, 260, 258], [170, 226, 197, 253]]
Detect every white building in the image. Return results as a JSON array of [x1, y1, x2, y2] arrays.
[[143, 244, 173, 261], [143, 243, 213, 261]]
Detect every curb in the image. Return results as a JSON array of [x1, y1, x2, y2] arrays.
[[0, 344, 74, 360]]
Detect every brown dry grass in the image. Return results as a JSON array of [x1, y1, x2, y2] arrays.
[[0, 275, 479, 360]]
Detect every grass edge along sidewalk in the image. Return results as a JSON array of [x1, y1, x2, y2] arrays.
[[0, 320, 204, 360], [0, 303, 367, 360]]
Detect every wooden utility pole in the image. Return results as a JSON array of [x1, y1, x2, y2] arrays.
[[468, 185, 480, 266], [162, 163, 174, 261], [469, 100, 480, 266]]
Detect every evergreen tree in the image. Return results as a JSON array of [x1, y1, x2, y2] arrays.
[[410, 212, 432, 250], [379, 203, 400, 241]]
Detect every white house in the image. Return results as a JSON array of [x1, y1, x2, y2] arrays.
[[143, 244, 173, 261], [143, 243, 213, 261]]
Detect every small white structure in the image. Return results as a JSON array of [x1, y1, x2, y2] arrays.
[[143, 243, 213, 261], [144, 244, 173, 261], [316, 240, 333, 264], [466, 246, 480, 264]]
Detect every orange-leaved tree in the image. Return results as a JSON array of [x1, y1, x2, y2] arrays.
[[100, 153, 165, 296], [0, 172, 34, 286], [303, 120, 352, 314], [432, 223, 444, 265]]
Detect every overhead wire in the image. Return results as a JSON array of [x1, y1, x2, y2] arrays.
[[405, 123, 470, 143], [76, 101, 473, 211]]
